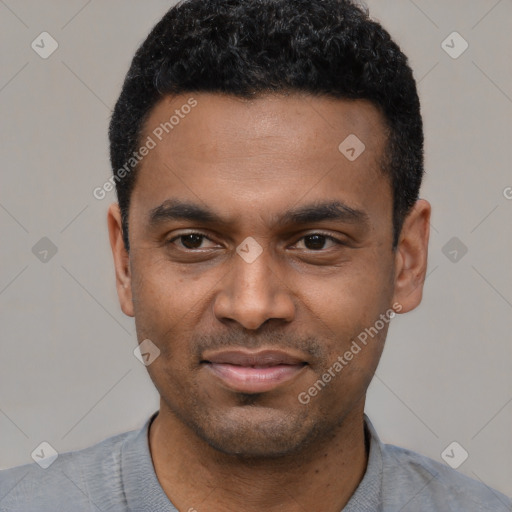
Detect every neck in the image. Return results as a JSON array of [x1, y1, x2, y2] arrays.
[[148, 400, 369, 512]]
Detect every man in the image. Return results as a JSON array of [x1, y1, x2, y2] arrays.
[[1, 0, 510, 511]]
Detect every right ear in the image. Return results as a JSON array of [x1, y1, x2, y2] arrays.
[[107, 203, 134, 317]]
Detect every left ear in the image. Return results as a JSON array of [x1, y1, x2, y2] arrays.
[[392, 199, 431, 313]]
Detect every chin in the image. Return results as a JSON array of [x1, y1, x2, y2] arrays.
[[188, 406, 324, 459]]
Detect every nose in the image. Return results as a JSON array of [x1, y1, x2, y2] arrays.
[[213, 242, 296, 330]]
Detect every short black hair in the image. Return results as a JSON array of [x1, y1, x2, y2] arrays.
[[109, 0, 423, 251]]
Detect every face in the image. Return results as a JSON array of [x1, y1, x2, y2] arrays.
[[108, 92, 430, 457]]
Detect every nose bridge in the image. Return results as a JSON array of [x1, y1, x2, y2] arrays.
[[235, 245, 273, 294], [213, 241, 295, 329], [231, 244, 277, 309]]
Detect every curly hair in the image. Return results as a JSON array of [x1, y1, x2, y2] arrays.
[[109, 0, 423, 251]]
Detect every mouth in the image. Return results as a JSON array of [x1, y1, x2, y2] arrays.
[[201, 349, 308, 394]]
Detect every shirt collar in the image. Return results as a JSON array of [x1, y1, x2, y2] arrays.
[[340, 413, 384, 511], [121, 411, 177, 512]]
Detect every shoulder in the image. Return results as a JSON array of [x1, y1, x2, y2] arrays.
[[0, 428, 137, 512], [380, 442, 512, 512]]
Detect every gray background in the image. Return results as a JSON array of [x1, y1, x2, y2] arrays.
[[1, 0, 511, 499]]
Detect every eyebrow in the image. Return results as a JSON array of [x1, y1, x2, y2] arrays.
[[148, 198, 369, 229]]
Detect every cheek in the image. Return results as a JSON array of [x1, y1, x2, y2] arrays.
[[298, 261, 392, 326], [131, 256, 211, 334], [293, 261, 392, 372], [130, 256, 227, 381]]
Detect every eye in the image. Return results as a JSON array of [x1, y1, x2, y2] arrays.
[[167, 232, 218, 250], [166, 232, 345, 253], [293, 233, 343, 251]]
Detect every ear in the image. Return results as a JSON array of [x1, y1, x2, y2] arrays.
[[107, 203, 135, 317], [392, 199, 431, 314]]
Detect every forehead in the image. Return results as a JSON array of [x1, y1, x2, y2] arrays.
[[142, 92, 386, 163], [131, 92, 391, 229]]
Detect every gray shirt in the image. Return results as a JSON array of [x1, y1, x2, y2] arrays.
[[1, 412, 510, 511]]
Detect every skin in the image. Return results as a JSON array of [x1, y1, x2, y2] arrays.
[[108, 92, 430, 512]]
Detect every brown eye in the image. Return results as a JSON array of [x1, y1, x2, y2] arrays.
[[304, 235, 327, 250], [167, 232, 218, 250], [179, 234, 205, 249], [295, 234, 340, 251]]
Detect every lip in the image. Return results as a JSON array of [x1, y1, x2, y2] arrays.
[[202, 349, 308, 393]]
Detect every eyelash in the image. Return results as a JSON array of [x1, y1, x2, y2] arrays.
[[166, 231, 345, 251]]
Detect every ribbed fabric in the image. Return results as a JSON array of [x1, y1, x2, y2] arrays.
[[121, 413, 177, 511], [0, 412, 510, 511]]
